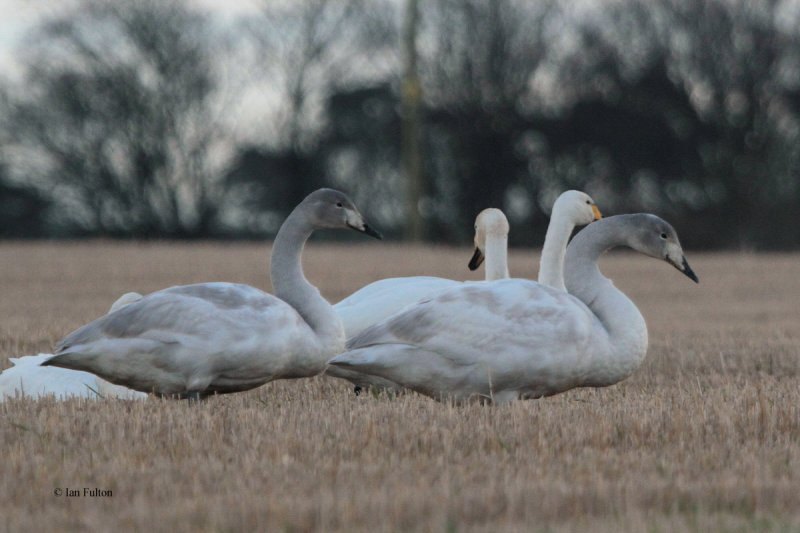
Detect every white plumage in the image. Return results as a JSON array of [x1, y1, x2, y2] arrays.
[[333, 208, 511, 339], [0, 292, 146, 401], [328, 214, 698, 405], [537, 190, 602, 290], [0, 353, 147, 401]]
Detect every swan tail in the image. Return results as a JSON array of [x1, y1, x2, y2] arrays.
[[39, 352, 92, 371], [329, 344, 419, 379]]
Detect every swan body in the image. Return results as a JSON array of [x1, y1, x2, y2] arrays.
[[326, 208, 510, 390], [0, 292, 146, 401], [328, 214, 698, 404], [40, 189, 380, 400], [327, 192, 599, 392]]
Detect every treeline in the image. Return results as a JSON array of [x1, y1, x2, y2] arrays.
[[1, 0, 798, 249]]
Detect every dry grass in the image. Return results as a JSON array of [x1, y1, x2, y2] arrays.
[[0, 241, 798, 532]]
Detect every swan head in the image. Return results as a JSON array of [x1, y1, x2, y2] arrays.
[[469, 208, 509, 270], [629, 214, 698, 283], [302, 188, 382, 239], [553, 190, 602, 226]]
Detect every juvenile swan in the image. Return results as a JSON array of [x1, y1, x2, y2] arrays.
[[333, 191, 600, 339], [328, 192, 600, 392], [41, 189, 381, 400], [0, 293, 146, 401], [328, 214, 698, 405]]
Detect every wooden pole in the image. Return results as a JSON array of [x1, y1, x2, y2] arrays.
[[402, 0, 423, 240]]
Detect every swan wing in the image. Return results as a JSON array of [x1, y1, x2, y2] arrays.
[[47, 282, 318, 395], [57, 283, 279, 350]]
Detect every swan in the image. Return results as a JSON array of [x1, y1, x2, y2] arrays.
[[325, 208, 510, 392], [40, 189, 381, 401], [537, 190, 602, 290], [328, 214, 698, 405], [333, 190, 600, 339], [0, 292, 146, 401], [333, 207, 511, 340], [466, 208, 512, 280], [0, 354, 149, 401], [327, 191, 600, 392]]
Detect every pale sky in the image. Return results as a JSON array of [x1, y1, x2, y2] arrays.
[[0, 0, 263, 81]]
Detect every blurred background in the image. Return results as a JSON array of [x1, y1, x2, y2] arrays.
[[0, 0, 798, 249]]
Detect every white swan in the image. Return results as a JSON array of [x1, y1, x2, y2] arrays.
[[0, 354, 149, 401], [0, 292, 146, 401], [328, 214, 698, 405], [40, 189, 381, 400], [466, 208, 511, 280], [326, 208, 510, 392], [538, 190, 602, 290], [333, 208, 511, 340]]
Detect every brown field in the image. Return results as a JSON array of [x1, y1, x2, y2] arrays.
[[0, 241, 798, 532]]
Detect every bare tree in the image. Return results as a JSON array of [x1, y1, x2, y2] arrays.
[[230, 0, 399, 219], [4, 0, 232, 237], [418, 0, 557, 240], [533, 0, 800, 248]]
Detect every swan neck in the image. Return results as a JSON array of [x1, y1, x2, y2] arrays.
[[270, 206, 344, 350], [484, 235, 509, 281], [538, 208, 574, 291], [564, 217, 622, 298], [564, 216, 649, 385]]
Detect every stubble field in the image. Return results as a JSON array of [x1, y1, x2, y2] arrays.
[[0, 240, 798, 532]]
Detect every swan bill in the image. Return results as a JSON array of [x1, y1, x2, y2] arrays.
[[348, 222, 383, 240], [592, 205, 602, 220], [681, 257, 699, 283], [669, 255, 699, 283], [468, 247, 485, 271]]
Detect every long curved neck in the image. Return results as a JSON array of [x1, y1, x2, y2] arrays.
[[564, 216, 648, 386], [483, 234, 510, 281], [538, 207, 574, 291], [270, 207, 344, 351]]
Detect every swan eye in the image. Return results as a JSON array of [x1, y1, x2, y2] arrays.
[[660, 233, 667, 239], [335, 202, 343, 208], [585, 200, 591, 205]]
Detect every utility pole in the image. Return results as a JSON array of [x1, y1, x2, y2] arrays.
[[402, 0, 423, 241]]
